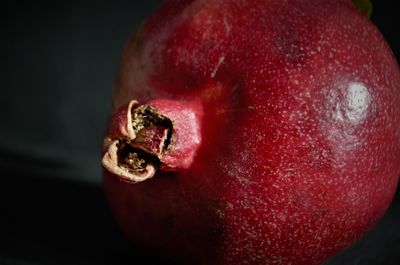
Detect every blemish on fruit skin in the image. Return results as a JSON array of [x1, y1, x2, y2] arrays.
[[211, 56, 225, 78], [223, 15, 232, 34]]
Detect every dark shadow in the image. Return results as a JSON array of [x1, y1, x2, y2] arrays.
[[0, 172, 171, 265]]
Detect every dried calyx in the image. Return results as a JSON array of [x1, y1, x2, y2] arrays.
[[102, 100, 173, 182]]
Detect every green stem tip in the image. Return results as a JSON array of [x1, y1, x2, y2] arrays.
[[351, 0, 373, 18]]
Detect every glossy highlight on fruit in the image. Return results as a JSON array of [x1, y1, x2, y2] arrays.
[[102, 0, 400, 264]]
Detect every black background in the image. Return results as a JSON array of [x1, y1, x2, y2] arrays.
[[0, 1, 398, 264]]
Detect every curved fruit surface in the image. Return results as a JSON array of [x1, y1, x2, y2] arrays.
[[102, 0, 400, 264]]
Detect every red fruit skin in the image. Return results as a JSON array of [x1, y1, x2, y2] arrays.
[[103, 0, 400, 264]]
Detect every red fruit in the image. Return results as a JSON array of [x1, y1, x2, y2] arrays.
[[102, 0, 400, 264]]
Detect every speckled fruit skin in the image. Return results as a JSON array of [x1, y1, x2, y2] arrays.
[[103, 0, 400, 264]]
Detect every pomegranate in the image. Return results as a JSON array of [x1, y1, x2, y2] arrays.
[[102, 0, 400, 264]]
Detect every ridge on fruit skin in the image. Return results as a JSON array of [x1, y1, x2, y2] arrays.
[[102, 0, 400, 264]]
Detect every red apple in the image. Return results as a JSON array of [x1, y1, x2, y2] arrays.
[[102, 0, 400, 264]]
